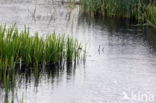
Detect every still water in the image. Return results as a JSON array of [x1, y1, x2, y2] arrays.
[[0, 0, 156, 103]]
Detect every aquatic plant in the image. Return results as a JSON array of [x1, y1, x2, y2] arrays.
[[79, 0, 156, 27], [0, 24, 85, 103], [146, 6, 156, 27], [0, 25, 84, 68]]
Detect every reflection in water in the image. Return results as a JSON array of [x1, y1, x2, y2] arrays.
[[78, 14, 156, 54], [0, 62, 80, 103]]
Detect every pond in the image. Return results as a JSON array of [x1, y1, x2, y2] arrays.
[[0, 0, 156, 103]]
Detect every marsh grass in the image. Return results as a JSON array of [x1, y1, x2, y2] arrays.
[[0, 24, 85, 103], [79, 0, 156, 27], [0, 25, 84, 68], [146, 6, 156, 27]]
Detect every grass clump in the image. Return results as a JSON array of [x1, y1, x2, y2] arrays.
[[0, 25, 83, 68], [79, 0, 156, 27], [146, 6, 156, 27], [0, 24, 85, 103]]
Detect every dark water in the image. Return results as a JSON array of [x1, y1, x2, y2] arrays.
[[0, 0, 156, 103]]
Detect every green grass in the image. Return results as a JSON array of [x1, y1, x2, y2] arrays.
[[0, 25, 84, 68], [146, 6, 156, 27], [0, 24, 85, 103], [79, 0, 156, 27]]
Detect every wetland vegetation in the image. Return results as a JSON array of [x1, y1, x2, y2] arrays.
[[0, 25, 84, 68], [0, 24, 85, 103], [79, 0, 156, 27]]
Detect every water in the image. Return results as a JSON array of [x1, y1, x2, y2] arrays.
[[0, 0, 156, 103]]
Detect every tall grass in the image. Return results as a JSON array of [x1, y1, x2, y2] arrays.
[[79, 0, 156, 27], [0, 25, 84, 68]]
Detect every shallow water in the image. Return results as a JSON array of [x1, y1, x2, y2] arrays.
[[0, 0, 156, 103]]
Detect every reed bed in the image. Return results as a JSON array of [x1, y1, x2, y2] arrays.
[[0, 25, 83, 69], [79, 0, 156, 27]]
